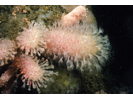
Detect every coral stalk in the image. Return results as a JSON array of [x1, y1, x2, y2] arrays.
[[0, 67, 16, 88], [0, 38, 17, 66], [60, 5, 87, 26]]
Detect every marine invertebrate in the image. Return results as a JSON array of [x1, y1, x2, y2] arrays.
[[0, 5, 112, 94], [60, 5, 87, 26], [42, 21, 111, 72], [0, 38, 17, 66], [13, 54, 58, 93], [16, 21, 47, 56], [0, 67, 16, 88]]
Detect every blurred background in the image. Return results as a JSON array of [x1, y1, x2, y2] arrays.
[[92, 5, 133, 87]]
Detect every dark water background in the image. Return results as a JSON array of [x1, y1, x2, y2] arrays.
[[92, 5, 133, 87]]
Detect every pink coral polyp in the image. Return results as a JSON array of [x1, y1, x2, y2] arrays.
[[43, 22, 111, 72], [16, 21, 47, 56], [14, 54, 58, 93]]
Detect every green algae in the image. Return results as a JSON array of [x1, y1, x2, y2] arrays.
[[0, 5, 66, 40], [40, 67, 81, 94]]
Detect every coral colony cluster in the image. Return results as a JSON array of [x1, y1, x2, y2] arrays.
[[0, 5, 111, 93]]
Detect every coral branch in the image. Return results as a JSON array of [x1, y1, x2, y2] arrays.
[[0, 67, 16, 88], [0, 39, 17, 66], [60, 6, 87, 26]]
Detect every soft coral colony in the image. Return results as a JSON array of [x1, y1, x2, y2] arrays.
[[0, 5, 111, 93]]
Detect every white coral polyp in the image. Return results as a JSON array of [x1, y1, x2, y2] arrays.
[[16, 21, 47, 56], [16, 55, 58, 93], [0, 38, 17, 66], [43, 22, 111, 72]]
